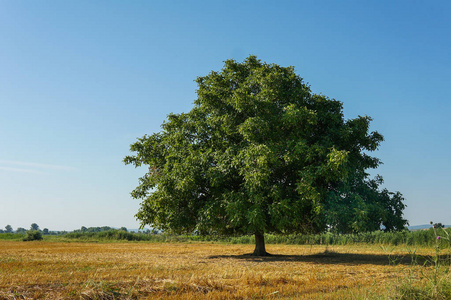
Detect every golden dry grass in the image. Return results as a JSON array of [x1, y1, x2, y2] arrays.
[[0, 241, 443, 299]]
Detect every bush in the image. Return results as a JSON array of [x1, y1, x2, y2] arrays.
[[23, 230, 43, 241], [0, 233, 24, 241]]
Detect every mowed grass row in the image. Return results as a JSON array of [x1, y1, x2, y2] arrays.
[[0, 241, 448, 299]]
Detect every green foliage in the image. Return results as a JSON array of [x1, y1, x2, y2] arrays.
[[74, 226, 114, 233], [0, 233, 25, 241], [325, 175, 407, 233], [16, 227, 26, 234], [65, 230, 183, 242], [124, 56, 406, 240], [61, 228, 451, 247], [396, 282, 451, 300], [23, 230, 43, 241], [434, 222, 445, 229], [265, 228, 451, 246], [30, 223, 40, 231], [65, 230, 141, 241], [5, 225, 13, 233]]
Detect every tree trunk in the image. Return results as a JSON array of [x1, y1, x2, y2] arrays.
[[252, 232, 270, 256]]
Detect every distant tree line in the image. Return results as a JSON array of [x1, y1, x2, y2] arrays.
[[73, 226, 160, 234], [74, 226, 125, 233], [0, 223, 447, 236], [0, 224, 66, 235], [0, 224, 141, 235]]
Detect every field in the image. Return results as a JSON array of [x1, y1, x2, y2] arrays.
[[0, 240, 449, 299]]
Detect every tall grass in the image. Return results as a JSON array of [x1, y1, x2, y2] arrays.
[[393, 225, 451, 299], [264, 228, 451, 247], [63, 230, 225, 242], [2, 227, 449, 247], [60, 228, 451, 247]]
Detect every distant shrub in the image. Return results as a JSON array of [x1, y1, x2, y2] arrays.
[[23, 230, 43, 241]]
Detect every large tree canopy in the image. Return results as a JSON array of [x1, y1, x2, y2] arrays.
[[124, 56, 407, 255]]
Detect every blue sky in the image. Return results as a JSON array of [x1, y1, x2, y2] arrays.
[[1, 1, 450, 231]]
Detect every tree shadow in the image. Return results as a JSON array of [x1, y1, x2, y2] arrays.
[[208, 249, 450, 266]]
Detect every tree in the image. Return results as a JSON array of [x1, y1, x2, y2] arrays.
[[5, 225, 13, 233], [16, 227, 26, 234], [324, 174, 407, 233], [30, 223, 40, 231], [43, 228, 49, 235], [433, 223, 445, 229], [125, 56, 406, 255]]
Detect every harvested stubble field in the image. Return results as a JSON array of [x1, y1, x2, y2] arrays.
[[0, 241, 441, 299]]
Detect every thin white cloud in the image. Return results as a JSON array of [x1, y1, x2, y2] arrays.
[[0, 166, 46, 174], [0, 160, 76, 172]]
